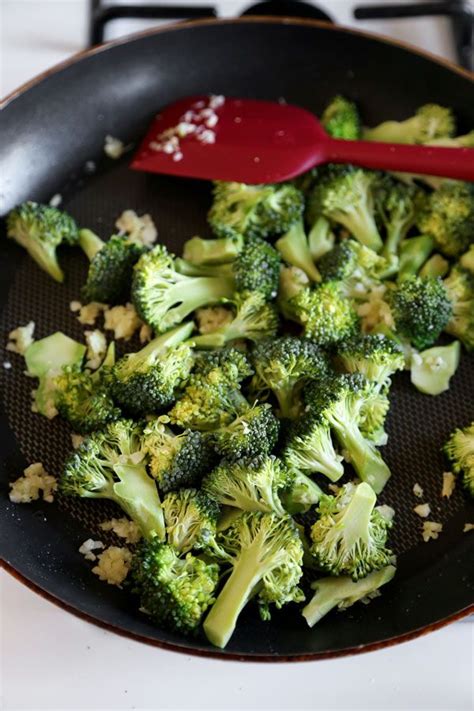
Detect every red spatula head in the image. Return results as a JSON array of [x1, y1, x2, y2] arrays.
[[131, 95, 326, 183]]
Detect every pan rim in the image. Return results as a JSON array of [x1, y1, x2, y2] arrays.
[[1, 15, 473, 660], [1, 15, 473, 109]]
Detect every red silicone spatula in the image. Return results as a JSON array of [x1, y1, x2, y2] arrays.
[[131, 95, 474, 184]]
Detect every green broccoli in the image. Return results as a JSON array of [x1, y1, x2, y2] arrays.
[[416, 182, 474, 258], [61, 419, 165, 540], [203, 511, 304, 648], [250, 336, 329, 419], [212, 403, 280, 461], [183, 234, 244, 265], [336, 333, 405, 387], [302, 565, 396, 627], [208, 181, 304, 240], [191, 292, 279, 349], [443, 266, 474, 350], [459, 244, 474, 275], [110, 322, 194, 416], [55, 342, 121, 433], [419, 253, 450, 279], [78, 228, 144, 304], [356, 380, 391, 445], [277, 266, 310, 320], [132, 539, 219, 635], [142, 419, 216, 493], [6, 201, 79, 282], [410, 341, 461, 396], [309, 482, 393, 580], [387, 276, 452, 350], [275, 218, 321, 282], [162, 488, 220, 553], [443, 422, 474, 497], [308, 215, 336, 261], [307, 166, 383, 252], [321, 95, 361, 140], [203, 455, 289, 516], [397, 235, 435, 281], [363, 104, 455, 144], [282, 412, 344, 482], [374, 177, 425, 258], [192, 347, 253, 381], [132, 245, 235, 332], [318, 239, 392, 300], [305, 375, 392, 493], [279, 470, 323, 515]]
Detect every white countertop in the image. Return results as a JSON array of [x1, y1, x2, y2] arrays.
[[1, 3, 473, 710]]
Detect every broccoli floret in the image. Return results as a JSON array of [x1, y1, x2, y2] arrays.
[[192, 347, 253, 381], [191, 292, 279, 349], [250, 336, 329, 419], [277, 266, 310, 320], [443, 267, 474, 350], [397, 235, 435, 281], [132, 539, 219, 635], [318, 239, 392, 300], [374, 177, 424, 258], [203, 455, 289, 516], [302, 565, 396, 627], [203, 511, 304, 648], [416, 182, 474, 258], [357, 380, 391, 445], [6, 202, 79, 282], [309, 482, 393, 580], [308, 215, 336, 261], [363, 104, 455, 144], [282, 413, 344, 482], [78, 228, 144, 304], [419, 253, 450, 279], [288, 283, 360, 346], [142, 419, 216, 493], [305, 375, 391, 493], [132, 244, 235, 332], [307, 166, 383, 252], [61, 419, 165, 540], [387, 276, 452, 350], [163, 488, 220, 554], [280, 470, 323, 515], [337, 333, 405, 387], [275, 219, 321, 282], [183, 234, 244, 265], [459, 244, 474, 275], [55, 343, 121, 433], [443, 422, 474, 497], [110, 322, 194, 416], [24, 332, 86, 419], [321, 95, 361, 140], [212, 403, 280, 461], [208, 182, 304, 240]]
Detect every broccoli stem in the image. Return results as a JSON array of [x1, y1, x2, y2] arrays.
[[308, 216, 335, 261], [203, 546, 267, 648], [175, 258, 235, 278], [274, 387, 300, 420], [419, 254, 450, 279], [331, 419, 391, 493], [336, 207, 383, 253], [78, 229, 105, 262], [183, 235, 243, 265], [276, 220, 321, 282], [138, 321, 194, 361], [398, 235, 435, 281], [161, 277, 235, 327], [113, 463, 165, 540]]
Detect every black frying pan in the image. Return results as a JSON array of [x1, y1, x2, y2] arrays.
[[1, 18, 473, 661]]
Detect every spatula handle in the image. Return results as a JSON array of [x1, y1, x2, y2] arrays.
[[325, 138, 474, 181]]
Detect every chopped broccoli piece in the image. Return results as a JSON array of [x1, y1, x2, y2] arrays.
[[203, 511, 304, 648], [288, 283, 360, 346], [277, 266, 310, 320], [143, 419, 216, 493], [416, 182, 474, 258], [78, 228, 144, 304], [208, 182, 304, 240], [375, 177, 424, 258], [132, 244, 235, 332], [318, 239, 391, 300], [305, 375, 391, 493], [388, 276, 452, 350], [132, 539, 219, 635], [212, 403, 280, 461], [444, 422, 474, 497], [110, 322, 194, 416], [363, 104, 455, 144], [308, 215, 336, 261], [250, 336, 329, 419], [321, 95, 361, 140], [309, 482, 393, 580], [192, 347, 253, 381], [163, 488, 220, 554], [280, 470, 323, 515], [283, 413, 344, 482], [337, 333, 405, 387], [443, 266, 474, 350], [419, 253, 450, 279], [307, 166, 383, 252], [410, 341, 461, 395], [302, 565, 396, 627], [191, 292, 279, 349], [275, 218, 321, 282], [183, 234, 244, 265], [6, 201, 79, 282], [203, 455, 289, 516], [61, 419, 165, 540]]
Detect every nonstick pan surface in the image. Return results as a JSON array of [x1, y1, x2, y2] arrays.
[[1, 18, 473, 661]]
